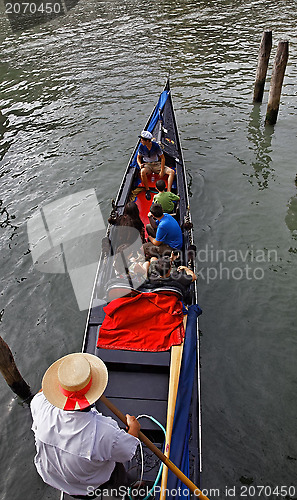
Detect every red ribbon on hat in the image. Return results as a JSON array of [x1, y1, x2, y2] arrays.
[[59, 377, 93, 410]]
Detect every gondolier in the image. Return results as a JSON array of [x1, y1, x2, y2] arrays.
[[30, 353, 140, 499], [137, 130, 175, 200]]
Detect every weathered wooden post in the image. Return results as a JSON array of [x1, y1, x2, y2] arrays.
[[253, 31, 272, 103], [265, 40, 289, 125], [0, 336, 32, 401], [0, 110, 5, 125]]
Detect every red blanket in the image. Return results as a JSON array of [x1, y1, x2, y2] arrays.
[[97, 292, 184, 352]]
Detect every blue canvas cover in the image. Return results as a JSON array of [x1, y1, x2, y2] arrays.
[[166, 304, 202, 499]]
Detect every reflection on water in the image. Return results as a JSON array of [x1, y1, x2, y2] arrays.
[[0, 199, 17, 242], [0, 109, 10, 160], [247, 103, 274, 189], [286, 193, 297, 245]]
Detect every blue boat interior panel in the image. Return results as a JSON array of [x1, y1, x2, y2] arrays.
[[105, 370, 168, 401], [96, 348, 170, 367], [85, 325, 99, 355], [89, 305, 107, 324], [96, 397, 167, 432]]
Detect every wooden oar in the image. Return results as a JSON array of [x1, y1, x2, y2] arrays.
[[100, 394, 209, 500], [160, 316, 186, 500]]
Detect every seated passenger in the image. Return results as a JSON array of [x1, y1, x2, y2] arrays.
[[120, 202, 145, 242], [143, 203, 183, 259], [137, 130, 175, 200], [153, 179, 180, 213], [110, 201, 146, 250], [113, 244, 149, 286], [148, 255, 197, 286], [145, 255, 196, 300]]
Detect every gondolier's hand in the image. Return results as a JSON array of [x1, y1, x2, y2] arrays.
[[126, 414, 141, 437]]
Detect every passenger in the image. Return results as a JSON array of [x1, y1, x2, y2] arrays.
[[148, 254, 196, 289], [119, 202, 145, 243], [153, 179, 180, 213], [30, 353, 140, 498], [143, 203, 183, 259], [110, 201, 145, 250], [137, 130, 175, 200], [113, 244, 149, 285]]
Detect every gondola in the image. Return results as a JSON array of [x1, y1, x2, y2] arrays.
[[61, 79, 202, 500]]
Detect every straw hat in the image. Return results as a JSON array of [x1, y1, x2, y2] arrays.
[[42, 353, 108, 410]]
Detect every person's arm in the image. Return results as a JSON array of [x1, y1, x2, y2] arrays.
[[169, 192, 180, 201], [159, 153, 165, 178], [147, 211, 158, 230], [107, 415, 140, 463], [148, 235, 162, 246], [177, 265, 197, 281], [150, 222, 165, 246], [140, 226, 146, 243], [126, 414, 141, 438], [137, 153, 144, 168], [133, 261, 147, 275], [143, 260, 151, 276]]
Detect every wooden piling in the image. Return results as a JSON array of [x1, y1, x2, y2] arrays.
[[265, 40, 289, 125], [253, 31, 272, 103], [0, 110, 5, 126], [0, 336, 32, 401]]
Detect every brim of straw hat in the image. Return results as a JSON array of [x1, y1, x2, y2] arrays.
[[42, 353, 108, 410]]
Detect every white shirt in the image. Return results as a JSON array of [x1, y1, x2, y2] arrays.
[[30, 392, 139, 496]]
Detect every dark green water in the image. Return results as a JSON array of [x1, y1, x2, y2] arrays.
[[0, 1, 297, 499]]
